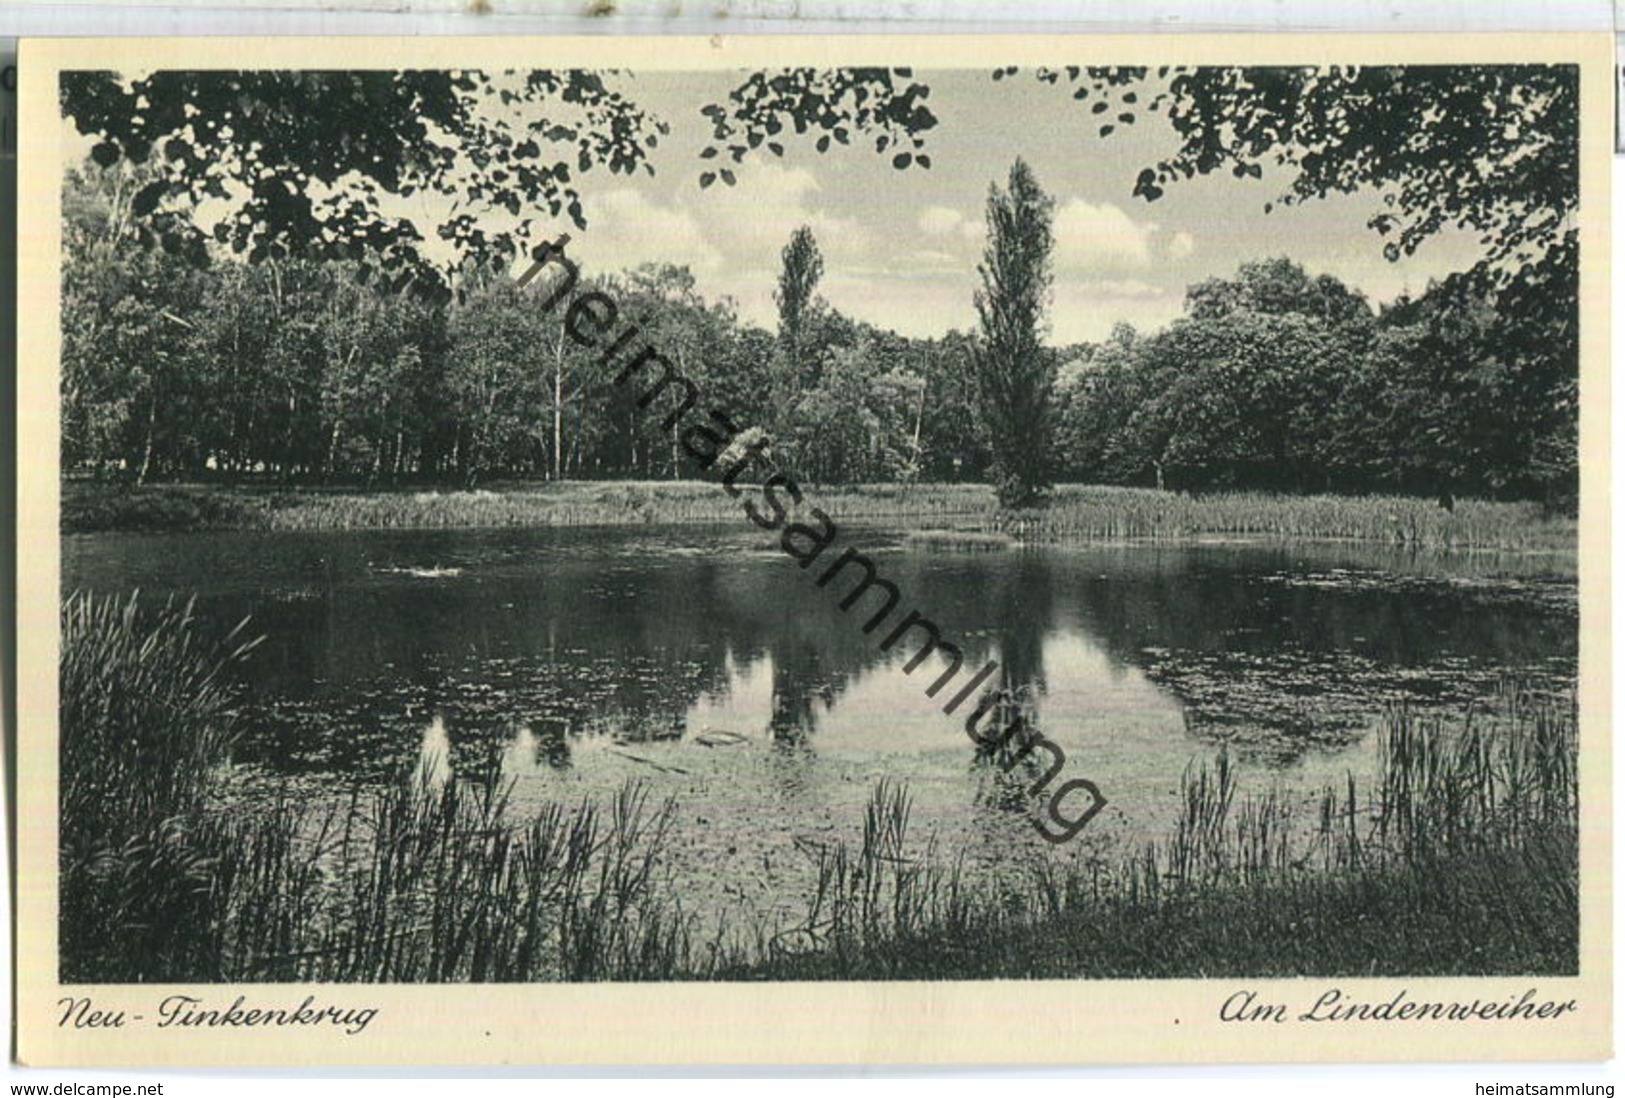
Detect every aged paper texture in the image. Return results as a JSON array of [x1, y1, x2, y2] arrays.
[[15, 32, 1612, 1066]]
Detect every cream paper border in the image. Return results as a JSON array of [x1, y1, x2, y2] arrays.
[[14, 32, 1613, 1067]]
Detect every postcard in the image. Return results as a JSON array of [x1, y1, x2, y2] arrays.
[[14, 31, 1611, 1066]]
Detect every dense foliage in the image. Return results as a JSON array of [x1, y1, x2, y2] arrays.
[[61, 69, 667, 295], [1053, 256, 1576, 505], [64, 158, 1574, 505], [974, 159, 1058, 507], [63, 65, 1573, 300], [60, 63, 1578, 506], [62, 163, 986, 486]]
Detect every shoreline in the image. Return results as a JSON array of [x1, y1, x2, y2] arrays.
[[60, 479, 1578, 555], [61, 589, 1579, 982]]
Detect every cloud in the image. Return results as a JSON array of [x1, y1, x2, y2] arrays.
[[574, 188, 723, 276], [1051, 279, 1184, 344], [1052, 199, 1156, 275], [664, 161, 885, 329], [918, 205, 965, 237], [911, 206, 985, 271], [1167, 231, 1196, 261], [703, 162, 871, 270], [557, 164, 876, 308], [1078, 278, 1168, 299]]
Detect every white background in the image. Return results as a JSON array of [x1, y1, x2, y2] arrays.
[[0, 2, 1619, 1092]]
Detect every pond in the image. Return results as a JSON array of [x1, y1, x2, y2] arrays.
[[63, 523, 1578, 933]]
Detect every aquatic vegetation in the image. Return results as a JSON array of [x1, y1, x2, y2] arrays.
[[57, 592, 733, 983], [740, 683, 1578, 980], [58, 591, 263, 981], [1136, 646, 1577, 764], [1009, 485, 1575, 552], [216, 772, 707, 983], [60, 482, 266, 533], [1258, 565, 1579, 611], [767, 782, 972, 965], [58, 585, 1577, 984], [61, 480, 1575, 553], [902, 529, 1016, 552]]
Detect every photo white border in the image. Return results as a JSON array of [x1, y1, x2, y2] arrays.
[[13, 31, 1613, 1068]]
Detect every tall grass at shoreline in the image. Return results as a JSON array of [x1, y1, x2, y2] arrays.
[[61, 595, 1577, 982], [212, 773, 715, 982], [59, 593, 724, 982], [745, 681, 1577, 980], [63, 479, 1572, 552], [59, 592, 262, 981], [1016, 486, 1573, 552]]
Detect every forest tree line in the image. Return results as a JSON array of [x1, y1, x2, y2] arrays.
[[62, 161, 1576, 506]]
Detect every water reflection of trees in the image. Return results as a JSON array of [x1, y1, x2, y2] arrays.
[[1043, 545, 1577, 761], [203, 531, 1575, 774]]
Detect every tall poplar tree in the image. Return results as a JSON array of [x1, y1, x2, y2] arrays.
[[774, 225, 825, 391], [974, 158, 1057, 508]]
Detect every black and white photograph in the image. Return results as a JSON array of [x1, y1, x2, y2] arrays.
[[15, 33, 1611, 1066]]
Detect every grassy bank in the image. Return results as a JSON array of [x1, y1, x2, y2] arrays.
[[1018, 485, 1573, 552], [58, 592, 263, 980], [63, 479, 1574, 552], [60, 592, 718, 982], [62, 595, 1577, 982], [730, 686, 1577, 979]]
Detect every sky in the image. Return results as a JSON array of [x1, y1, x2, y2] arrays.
[[460, 67, 1487, 345], [69, 66, 1490, 345]]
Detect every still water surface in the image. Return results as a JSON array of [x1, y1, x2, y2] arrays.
[[64, 525, 1577, 927]]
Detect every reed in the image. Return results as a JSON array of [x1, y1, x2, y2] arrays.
[[1011, 486, 1574, 552], [58, 592, 262, 981], [58, 593, 730, 984], [765, 782, 973, 972], [200, 770, 727, 983], [61, 482, 263, 533], [744, 684, 1578, 980], [65, 479, 1574, 553], [60, 591, 1575, 983], [261, 482, 745, 532]]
